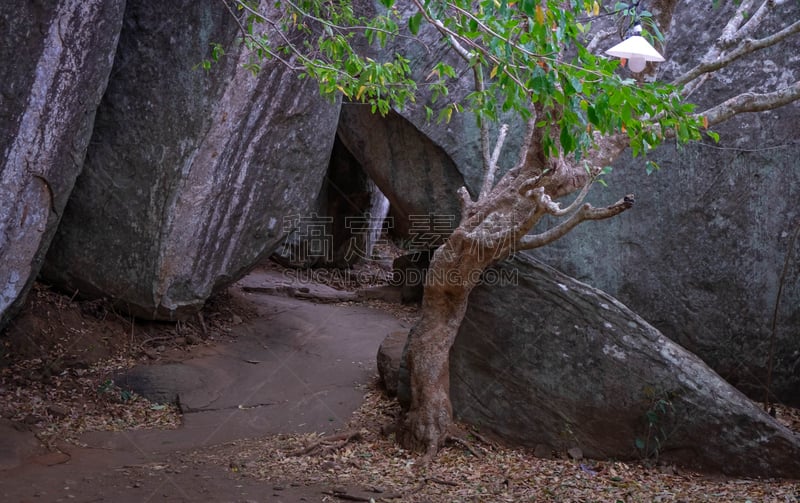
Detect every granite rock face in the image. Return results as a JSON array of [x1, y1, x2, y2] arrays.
[[353, 1, 800, 404], [532, 1, 800, 405], [42, 1, 340, 319], [0, 0, 125, 330], [532, 139, 800, 406], [384, 254, 800, 477]]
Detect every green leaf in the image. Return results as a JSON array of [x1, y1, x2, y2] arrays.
[[211, 43, 224, 61], [437, 106, 454, 124], [521, 0, 536, 15], [621, 103, 632, 124], [678, 121, 689, 140], [408, 12, 423, 36], [378, 0, 394, 8], [586, 105, 599, 126], [569, 76, 583, 93], [706, 130, 720, 143], [635, 438, 645, 450], [560, 124, 574, 153]]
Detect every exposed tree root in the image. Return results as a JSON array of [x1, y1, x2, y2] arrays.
[[467, 427, 496, 448], [321, 490, 373, 501], [137, 335, 176, 348], [289, 429, 362, 457], [323, 486, 406, 501], [380, 420, 398, 436], [424, 476, 458, 487], [446, 433, 484, 458], [417, 449, 435, 468], [398, 419, 493, 467], [406, 476, 460, 498]]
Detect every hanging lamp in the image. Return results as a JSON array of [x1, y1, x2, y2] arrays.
[[606, 24, 664, 73]]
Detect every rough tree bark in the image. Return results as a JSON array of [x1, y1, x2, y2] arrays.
[[397, 237, 473, 455]]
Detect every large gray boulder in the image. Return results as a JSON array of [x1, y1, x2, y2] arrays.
[[532, 136, 800, 406], [452, 255, 800, 477], [350, 2, 800, 404], [337, 108, 464, 239], [533, 1, 800, 405], [383, 254, 800, 477], [42, 1, 340, 319], [0, 0, 125, 331]]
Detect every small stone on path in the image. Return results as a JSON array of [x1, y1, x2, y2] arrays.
[[568, 447, 583, 460]]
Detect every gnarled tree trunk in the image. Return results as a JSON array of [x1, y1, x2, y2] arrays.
[[396, 120, 633, 456], [397, 231, 486, 455]]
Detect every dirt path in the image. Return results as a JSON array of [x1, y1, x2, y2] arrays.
[[0, 269, 411, 502], [4, 268, 800, 502]]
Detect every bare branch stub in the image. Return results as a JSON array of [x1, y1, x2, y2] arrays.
[[718, 0, 761, 47], [457, 186, 474, 211], [480, 123, 510, 201], [519, 195, 635, 250], [722, 0, 780, 47]]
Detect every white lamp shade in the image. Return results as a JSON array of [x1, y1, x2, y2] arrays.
[[606, 35, 665, 64]]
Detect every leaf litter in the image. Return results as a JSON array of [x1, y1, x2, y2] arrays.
[[0, 343, 183, 449], [0, 282, 251, 447], [2, 279, 799, 501], [190, 379, 800, 502]]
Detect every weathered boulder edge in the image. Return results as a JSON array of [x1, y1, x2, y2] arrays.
[[0, 0, 126, 330], [382, 254, 800, 478], [41, 1, 340, 320]]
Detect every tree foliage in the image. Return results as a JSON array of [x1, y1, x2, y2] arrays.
[[219, 0, 707, 167]]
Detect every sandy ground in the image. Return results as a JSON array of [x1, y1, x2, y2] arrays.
[[0, 265, 412, 502]]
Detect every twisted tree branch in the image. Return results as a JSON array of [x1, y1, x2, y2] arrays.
[[701, 81, 800, 127], [531, 179, 595, 217], [519, 195, 634, 250], [718, 0, 762, 47], [675, 19, 800, 88], [721, 0, 780, 48]]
